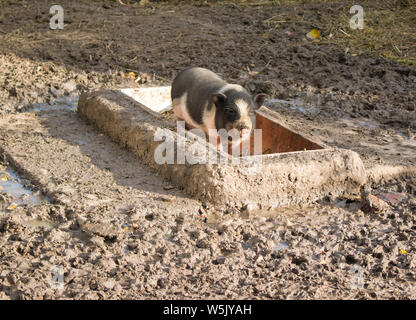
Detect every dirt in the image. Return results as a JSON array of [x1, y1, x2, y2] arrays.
[[0, 0, 415, 300]]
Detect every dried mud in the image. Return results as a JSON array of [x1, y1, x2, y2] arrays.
[[0, 0, 415, 300]]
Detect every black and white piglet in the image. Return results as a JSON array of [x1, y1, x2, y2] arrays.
[[171, 67, 266, 147]]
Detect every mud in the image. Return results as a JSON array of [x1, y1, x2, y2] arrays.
[[0, 0, 415, 300]]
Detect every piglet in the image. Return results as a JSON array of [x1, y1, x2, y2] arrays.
[[171, 67, 266, 148]]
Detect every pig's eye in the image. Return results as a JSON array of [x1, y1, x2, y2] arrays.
[[224, 108, 237, 118]]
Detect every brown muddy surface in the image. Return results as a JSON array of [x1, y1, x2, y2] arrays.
[[0, 0, 415, 299]]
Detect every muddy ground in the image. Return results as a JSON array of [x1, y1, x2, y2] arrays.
[[0, 0, 415, 299]]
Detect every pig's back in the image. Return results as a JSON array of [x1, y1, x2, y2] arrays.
[[171, 68, 226, 124], [171, 67, 225, 99]]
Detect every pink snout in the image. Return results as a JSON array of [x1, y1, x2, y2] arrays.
[[240, 128, 251, 137]]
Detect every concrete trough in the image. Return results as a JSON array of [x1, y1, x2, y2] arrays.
[[78, 87, 367, 210]]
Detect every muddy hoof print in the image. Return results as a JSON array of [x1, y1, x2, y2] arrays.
[[213, 256, 226, 265], [82, 222, 120, 242], [361, 194, 391, 214]]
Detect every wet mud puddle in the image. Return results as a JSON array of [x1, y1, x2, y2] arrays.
[[0, 165, 55, 229], [0, 168, 44, 205], [25, 95, 78, 113], [0, 94, 77, 230]]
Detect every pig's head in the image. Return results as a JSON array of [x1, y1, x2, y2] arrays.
[[212, 86, 267, 142]]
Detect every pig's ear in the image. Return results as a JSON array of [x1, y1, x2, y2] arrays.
[[253, 93, 267, 109], [212, 93, 227, 108]]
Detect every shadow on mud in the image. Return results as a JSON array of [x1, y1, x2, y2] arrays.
[[33, 97, 194, 202]]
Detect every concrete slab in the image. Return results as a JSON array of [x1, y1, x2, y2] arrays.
[[78, 88, 367, 210]]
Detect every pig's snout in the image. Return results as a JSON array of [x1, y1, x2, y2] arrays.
[[235, 122, 250, 131], [239, 128, 251, 137], [230, 120, 252, 140], [236, 119, 252, 133]]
